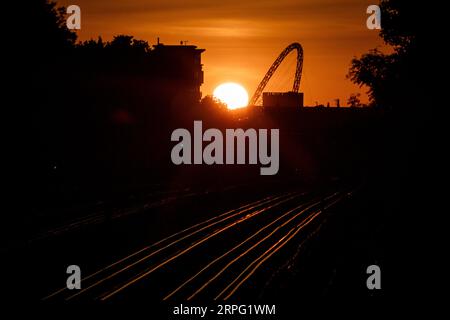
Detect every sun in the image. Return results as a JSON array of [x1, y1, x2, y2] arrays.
[[213, 82, 249, 110]]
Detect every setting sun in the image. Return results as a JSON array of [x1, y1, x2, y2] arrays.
[[213, 83, 249, 110]]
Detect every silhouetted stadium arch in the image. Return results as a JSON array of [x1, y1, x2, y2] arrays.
[[249, 43, 304, 106]]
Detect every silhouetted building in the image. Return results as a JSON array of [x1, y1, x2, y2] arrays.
[[263, 92, 304, 108], [151, 43, 205, 105]]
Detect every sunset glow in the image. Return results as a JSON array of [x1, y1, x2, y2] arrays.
[[213, 83, 249, 110], [58, 0, 387, 106]]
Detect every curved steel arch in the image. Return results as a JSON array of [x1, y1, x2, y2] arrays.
[[249, 42, 303, 106]]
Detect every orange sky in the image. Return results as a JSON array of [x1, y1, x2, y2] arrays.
[[58, 0, 387, 106]]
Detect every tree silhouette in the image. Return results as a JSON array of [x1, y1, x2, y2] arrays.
[[109, 35, 134, 50], [78, 37, 105, 50], [106, 35, 150, 54], [347, 93, 362, 108], [347, 0, 429, 109], [378, 0, 422, 53], [17, 0, 77, 59]]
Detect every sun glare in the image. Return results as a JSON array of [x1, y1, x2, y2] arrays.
[[213, 83, 249, 110]]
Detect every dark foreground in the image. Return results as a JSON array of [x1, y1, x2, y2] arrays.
[[2, 176, 392, 311]]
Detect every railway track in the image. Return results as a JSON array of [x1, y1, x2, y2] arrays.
[[43, 188, 351, 302]]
